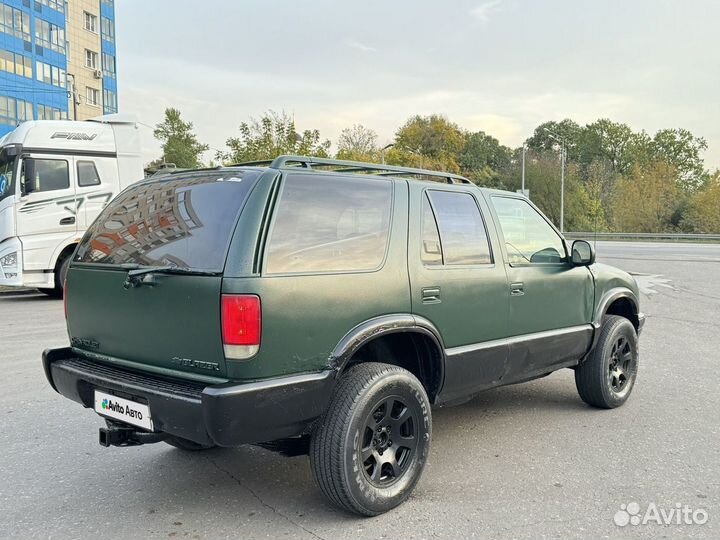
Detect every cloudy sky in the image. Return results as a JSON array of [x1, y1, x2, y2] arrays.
[[116, 0, 720, 169]]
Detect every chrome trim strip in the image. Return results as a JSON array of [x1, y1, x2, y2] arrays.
[[446, 324, 594, 357]]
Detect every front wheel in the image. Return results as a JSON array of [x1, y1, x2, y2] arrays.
[[310, 363, 432, 516], [575, 315, 639, 408]]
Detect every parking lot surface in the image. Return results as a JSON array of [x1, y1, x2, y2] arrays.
[[1, 241, 718, 539]]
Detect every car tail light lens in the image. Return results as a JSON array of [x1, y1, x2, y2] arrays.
[[221, 294, 261, 360]]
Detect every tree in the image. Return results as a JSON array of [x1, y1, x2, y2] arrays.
[[651, 128, 708, 191], [612, 161, 681, 232], [153, 108, 209, 168], [583, 119, 652, 174], [394, 115, 467, 172], [336, 124, 378, 161], [219, 111, 331, 163], [525, 119, 583, 156], [459, 131, 512, 186], [685, 171, 720, 232]]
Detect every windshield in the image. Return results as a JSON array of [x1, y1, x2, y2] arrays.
[[0, 149, 17, 203], [74, 171, 260, 271]]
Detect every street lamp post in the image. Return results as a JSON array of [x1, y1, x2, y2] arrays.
[[380, 143, 394, 165], [544, 128, 566, 232], [521, 144, 527, 197]]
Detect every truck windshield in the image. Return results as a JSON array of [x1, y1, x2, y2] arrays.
[[74, 171, 260, 272], [0, 149, 16, 203]]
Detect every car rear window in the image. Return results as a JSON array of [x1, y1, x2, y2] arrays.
[[265, 173, 393, 274], [74, 171, 259, 271]]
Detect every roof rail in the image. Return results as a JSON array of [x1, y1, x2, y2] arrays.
[[231, 155, 472, 185]]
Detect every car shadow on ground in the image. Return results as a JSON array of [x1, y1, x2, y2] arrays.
[[56, 372, 593, 528]]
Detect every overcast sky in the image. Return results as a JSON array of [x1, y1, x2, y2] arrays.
[[116, 0, 720, 169]]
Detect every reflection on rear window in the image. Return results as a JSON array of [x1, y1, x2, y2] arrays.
[[74, 172, 258, 271]]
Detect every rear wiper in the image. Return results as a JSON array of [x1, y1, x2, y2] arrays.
[[123, 265, 218, 289]]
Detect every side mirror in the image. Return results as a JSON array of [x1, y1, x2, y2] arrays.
[[21, 158, 36, 195], [571, 239, 595, 266]]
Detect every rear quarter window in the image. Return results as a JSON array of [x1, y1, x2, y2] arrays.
[[265, 173, 393, 274], [74, 171, 259, 271]]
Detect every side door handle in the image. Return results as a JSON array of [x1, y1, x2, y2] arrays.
[[421, 286, 441, 304], [60, 216, 75, 225], [510, 282, 525, 296]]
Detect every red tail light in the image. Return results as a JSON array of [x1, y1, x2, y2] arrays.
[[221, 294, 261, 360]]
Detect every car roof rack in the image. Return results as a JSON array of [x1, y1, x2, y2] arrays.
[[231, 155, 473, 185]]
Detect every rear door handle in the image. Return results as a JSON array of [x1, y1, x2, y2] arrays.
[[510, 282, 524, 296], [421, 286, 441, 304], [60, 216, 75, 225]]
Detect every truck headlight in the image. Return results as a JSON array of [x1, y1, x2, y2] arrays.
[[1, 251, 18, 276]]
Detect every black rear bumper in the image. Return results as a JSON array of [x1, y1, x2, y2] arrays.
[[42, 347, 335, 447]]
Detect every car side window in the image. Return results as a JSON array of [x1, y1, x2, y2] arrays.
[[77, 161, 101, 187], [427, 190, 493, 265], [490, 196, 566, 264], [421, 194, 442, 265], [265, 174, 393, 274], [24, 159, 69, 193]]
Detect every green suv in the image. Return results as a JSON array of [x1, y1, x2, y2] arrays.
[[43, 156, 645, 516]]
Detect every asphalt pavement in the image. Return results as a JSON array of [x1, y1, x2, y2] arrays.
[[1, 241, 718, 539]]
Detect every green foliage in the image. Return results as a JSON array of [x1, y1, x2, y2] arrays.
[[218, 111, 331, 163], [153, 108, 209, 169], [153, 108, 717, 233]]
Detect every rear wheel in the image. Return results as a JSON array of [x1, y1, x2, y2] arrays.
[[310, 362, 432, 516], [575, 315, 639, 408]]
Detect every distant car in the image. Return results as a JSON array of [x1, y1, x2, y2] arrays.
[[43, 155, 645, 516]]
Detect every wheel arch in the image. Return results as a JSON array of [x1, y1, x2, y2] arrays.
[[591, 287, 640, 350], [329, 314, 446, 403]]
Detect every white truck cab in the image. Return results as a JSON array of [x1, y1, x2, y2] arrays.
[[0, 114, 143, 295]]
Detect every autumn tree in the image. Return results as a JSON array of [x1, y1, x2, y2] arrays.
[[612, 161, 681, 232]]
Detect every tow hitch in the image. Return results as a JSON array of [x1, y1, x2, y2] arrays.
[[99, 425, 167, 447]]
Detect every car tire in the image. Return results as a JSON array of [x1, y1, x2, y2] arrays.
[[310, 362, 432, 516], [575, 315, 639, 409], [165, 436, 216, 451]]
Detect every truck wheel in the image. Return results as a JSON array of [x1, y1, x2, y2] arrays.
[[310, 362, 432, 516], [575, 315, 639, 408], [41, 254, 71, 298], [165, 436, 216, 451]]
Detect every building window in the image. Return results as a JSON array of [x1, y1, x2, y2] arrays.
[[101, 16, 114, 42], [35, 19, 65, 53], [35, 60, 66, 88], [102, 53, 115, 78], [0, 96, 34, 125], [101, 0, 114, 7], [84, 11, 98, 33], [1, 3, 30, 40], [37, 0, 64, 14], [37, 103, 66, 120], [85, 49, 98, 69], [0, 49, 32, 79], [103, 88, 117, 113], [86, 87, 99, 107]]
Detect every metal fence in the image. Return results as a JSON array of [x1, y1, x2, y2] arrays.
[[565, 232, 720, 242]]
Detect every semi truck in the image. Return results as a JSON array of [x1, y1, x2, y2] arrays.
[[0, 114, 144, 296]]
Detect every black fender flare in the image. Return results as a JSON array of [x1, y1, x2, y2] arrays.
[[590, 287, 639, 349], [328, 313, 446, 383]]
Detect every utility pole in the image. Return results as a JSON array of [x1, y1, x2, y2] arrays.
[[521, 144, 526, 197], [67, 74, 79, 120], [543, 128, 566, 232]]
